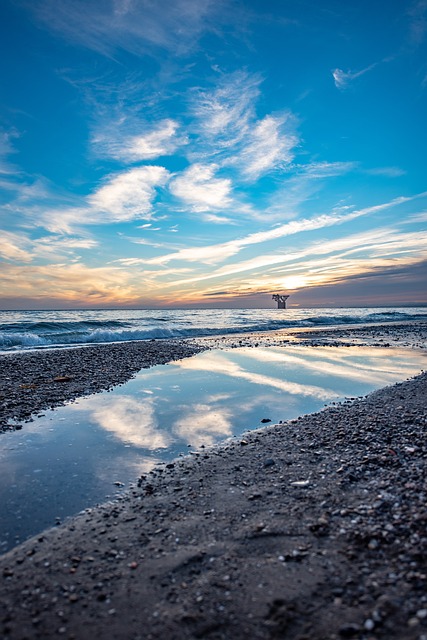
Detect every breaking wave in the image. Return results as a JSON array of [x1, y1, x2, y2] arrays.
[[0, 307, 426, 351]]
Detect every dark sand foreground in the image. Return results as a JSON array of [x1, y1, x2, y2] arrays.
[[1, 323, 427, 639]]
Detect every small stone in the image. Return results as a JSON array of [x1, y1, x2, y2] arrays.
[[339, 623, 361, 637], [364, 619, 375, 631], [264, 459, 275, 467], [408, 617, 420, 627]]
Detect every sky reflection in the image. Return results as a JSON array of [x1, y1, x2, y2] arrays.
[[70, 395, 170, 449], [0, 345, 426, 553]]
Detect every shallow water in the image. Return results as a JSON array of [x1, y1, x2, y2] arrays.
[[0, 345, 426, 553], [1, 306, 426, 350]]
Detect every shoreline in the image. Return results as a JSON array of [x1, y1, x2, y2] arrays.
[[0, 323, 426, 638], [0, 340, 205, 431], [1, 321, 426, 431]]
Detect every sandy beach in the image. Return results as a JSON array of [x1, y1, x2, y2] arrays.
[[1, 322, 426, 639]]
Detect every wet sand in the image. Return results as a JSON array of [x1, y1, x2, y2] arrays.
[[0, 322, 426, 639]]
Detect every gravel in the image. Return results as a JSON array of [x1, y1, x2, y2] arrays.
[[0, 340, 204, 431], [0, 323, 426, 639]]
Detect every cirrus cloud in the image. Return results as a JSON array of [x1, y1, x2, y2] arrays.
[[88, 165, 169, 220], [169, 163, 232, 211], [93, 119, 187, 162]]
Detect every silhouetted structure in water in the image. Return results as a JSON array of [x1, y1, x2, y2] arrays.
[[272, 294, 290, 309]]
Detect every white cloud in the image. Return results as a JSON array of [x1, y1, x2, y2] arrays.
[[332, 63, 378, 89], [365, 166, 406, 177], [30, 166, 169, 233], [112, 258, 147, 266], [202, 213, 237, 224], [0, 229, 100, 264], [191, 72, 299, 180], [148, 242, 240, 266], [169, 163, 232, 211], [0, 232, 32, 263], [93, 119, 186, 162], [172, 227, 427, 301], [87, 165, 169, 222], [37, 237, 98, 250], [146, 192, 417, 268], [236, 114, 298, 179], [299, 161, 356, 178], [406, 210, 427, 222], [159, 193, 427, 287], [31, 0, 225, 56], [191, 71, 260, 148]]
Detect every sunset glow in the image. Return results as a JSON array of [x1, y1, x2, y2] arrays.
[[1, 1, 426, 308]]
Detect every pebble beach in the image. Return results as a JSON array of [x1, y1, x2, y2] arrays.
[[0, 322, 426, 639]]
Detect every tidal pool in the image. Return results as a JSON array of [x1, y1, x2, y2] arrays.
[[0, 345, 425, 552]]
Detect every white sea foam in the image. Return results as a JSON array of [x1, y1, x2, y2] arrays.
[[0, 307, 425, 351]]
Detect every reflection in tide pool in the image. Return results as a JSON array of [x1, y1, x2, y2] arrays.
[[0, 345, 426, 552]]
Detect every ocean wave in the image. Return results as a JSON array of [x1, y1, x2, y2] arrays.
[[0, 332, 50, 348], [0, 308, 426, 351], [0, 319, 129, 333]]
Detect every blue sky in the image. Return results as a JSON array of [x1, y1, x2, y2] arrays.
[[0, 0, 426, 309]]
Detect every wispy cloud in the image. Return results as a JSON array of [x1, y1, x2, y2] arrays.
[[0, 231, 33, 262], [88, 165, 169, 220], [299, 161, 357, 178], [30, 0, 226, 57], [169, 163, 232, 211], [191, 71, 260, 149], [233, 114, 298, 179], [191, 71, 299, 179], [145, 192, 418, 267], [406, 211, 427, 222], [169, 228, 427, 303], [0, 230, 98, 264], [36, 166, 170, 232], [408, 0, 427, 44], [93, 118, 187, 162], [0, 129, 20, 176], [0, 262, 138, 304], [365, 166, 406, 177], [33, 235, 98, 258], [332, 63, 378, 89]]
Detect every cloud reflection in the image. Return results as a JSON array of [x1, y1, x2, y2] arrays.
[[72, 395, 170, 449], [173, 352, 337, 400], [240, 346, 427, 386], [173, 403, 233, 447]]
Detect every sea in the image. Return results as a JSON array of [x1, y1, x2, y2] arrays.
[[0, 306, 426, 352]]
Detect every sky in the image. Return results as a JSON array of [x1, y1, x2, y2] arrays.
[[0, 0, 426, 310]]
